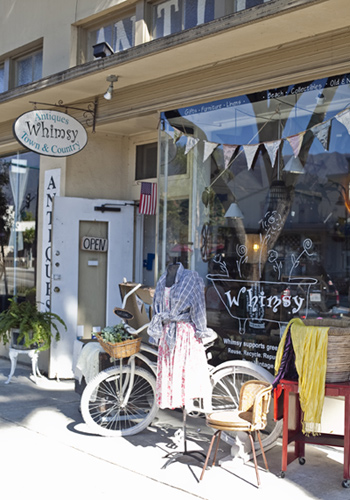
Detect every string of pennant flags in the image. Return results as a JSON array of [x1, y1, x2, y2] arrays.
[[139, 107, 350, 216], [171, 106, 350, 172]]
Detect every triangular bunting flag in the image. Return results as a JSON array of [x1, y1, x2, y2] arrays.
[[264, 140, 281, 168], [335, 108, 350, 135], [173, 127, 183, 143], [311, 121, 332, 151], [185, 136, 200, 155], [287, 132, 305, 157], [243, 144, 260, 170], [203, 141, 218, 162], [223, 144, 238, 169]]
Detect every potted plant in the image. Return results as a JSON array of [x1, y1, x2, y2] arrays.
[[0, 292, 67, 352]]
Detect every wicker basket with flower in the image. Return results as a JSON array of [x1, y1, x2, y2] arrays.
[[96, 323, 141, 359]]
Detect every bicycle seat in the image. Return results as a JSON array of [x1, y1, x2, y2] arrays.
[[202, 328, 218, 347]]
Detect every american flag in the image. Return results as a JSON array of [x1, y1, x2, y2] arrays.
[[139, 182, 157, 215]]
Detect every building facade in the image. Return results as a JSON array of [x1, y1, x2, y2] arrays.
[[0, 0, 349, 381]]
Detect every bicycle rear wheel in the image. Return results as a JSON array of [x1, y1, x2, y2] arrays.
[[210, 360, 282, 452], [81, 365, 158, 437]]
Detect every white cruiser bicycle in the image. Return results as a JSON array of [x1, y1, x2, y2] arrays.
[[80, 283, 282, 453]]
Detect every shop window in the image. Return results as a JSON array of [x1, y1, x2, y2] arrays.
[[0, 152, 39, 312], [159, 72, 350, 371], [14, 49, 42, 86]]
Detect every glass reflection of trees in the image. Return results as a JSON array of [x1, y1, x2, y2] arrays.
[[0, 153, 39, 310]]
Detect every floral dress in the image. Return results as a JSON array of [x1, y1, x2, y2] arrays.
[[156, 287, 211, 409]]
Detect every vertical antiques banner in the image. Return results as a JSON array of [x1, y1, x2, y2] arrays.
[[40, 168, 60, 311]]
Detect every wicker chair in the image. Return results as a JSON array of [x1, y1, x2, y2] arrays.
[[200, 380, 272, 487]]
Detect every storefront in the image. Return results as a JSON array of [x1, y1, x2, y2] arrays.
[[158, 72, 350, 372], [0, 0, 349, 382]]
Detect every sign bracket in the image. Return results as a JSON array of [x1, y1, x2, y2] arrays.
[[29, 98, 98, 132]]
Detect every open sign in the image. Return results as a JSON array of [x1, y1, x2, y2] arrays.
[[81, 236, 108, 252]]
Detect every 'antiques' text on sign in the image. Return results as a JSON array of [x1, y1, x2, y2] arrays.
[[13, 110, 87, 157]]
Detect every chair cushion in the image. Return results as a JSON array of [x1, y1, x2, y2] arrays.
[[206, 409, 253, 431]]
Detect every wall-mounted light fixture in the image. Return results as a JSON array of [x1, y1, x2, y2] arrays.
[[93, 42, 114, 58], [104, 75, 118, 100]]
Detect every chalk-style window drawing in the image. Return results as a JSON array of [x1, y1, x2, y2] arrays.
[[159, 72, 350, 370]]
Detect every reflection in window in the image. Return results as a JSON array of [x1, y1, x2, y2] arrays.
[[159, 73, 350, 370], [15, 50, 42, 86], [0, 153, 39, 311], [159, 196, 191, 269]]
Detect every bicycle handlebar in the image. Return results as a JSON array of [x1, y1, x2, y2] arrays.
[[121, 283, 142, 309], [125, 322, 150, 336]]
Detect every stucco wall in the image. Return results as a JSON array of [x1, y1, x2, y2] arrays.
[[65, 132, 130, 199], [0, 0, 130, 74]]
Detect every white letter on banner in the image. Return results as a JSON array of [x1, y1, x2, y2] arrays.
[[114, 16, 135, 51], [157, 0, 179, 36], [197, 0, 206, 25]]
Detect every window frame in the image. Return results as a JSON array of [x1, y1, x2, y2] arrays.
[[0, 41, 43, 93], [135, 141, 158, 181], [13, 48, 43, 88], [0, 63, 5, 93]]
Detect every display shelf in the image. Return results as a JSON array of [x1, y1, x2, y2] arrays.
[[274, 379, 350, 488]]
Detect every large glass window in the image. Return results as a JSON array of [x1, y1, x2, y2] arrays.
[[159, 73, 350, 371], [152, 0, 272, 38], [0, 152, 39, 310]]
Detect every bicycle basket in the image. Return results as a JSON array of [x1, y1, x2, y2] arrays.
[[96, 333, 141, 359]]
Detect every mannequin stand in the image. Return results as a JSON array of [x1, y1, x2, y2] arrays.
[[162, 407, 207, 469]]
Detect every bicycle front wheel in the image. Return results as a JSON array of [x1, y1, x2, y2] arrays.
[[210, 360, 282, 452], [81, 366, 158, 437]]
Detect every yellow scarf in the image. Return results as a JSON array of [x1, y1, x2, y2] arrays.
[[275, 318, 329, 435]]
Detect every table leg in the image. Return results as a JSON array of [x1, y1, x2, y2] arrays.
[[294, 392, 305, 460], [281, 386, 289, 472], [344, 393, 350, 481], [28, 350, 39, 384], [5, 349, 18, 384]]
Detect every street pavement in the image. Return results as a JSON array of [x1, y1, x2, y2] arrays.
[[0, 356, 349, 500]]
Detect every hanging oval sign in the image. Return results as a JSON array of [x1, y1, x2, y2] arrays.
[[13, 109, 88, 157]]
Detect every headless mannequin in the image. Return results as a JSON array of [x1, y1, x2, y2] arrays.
[[161, 261, 207, 468], [165, 263, 179, 287]]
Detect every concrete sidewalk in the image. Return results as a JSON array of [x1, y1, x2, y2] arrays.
[[0, 356, 348, 500]]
